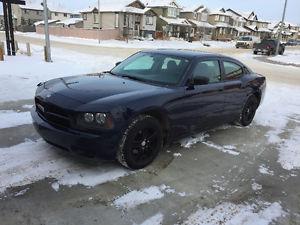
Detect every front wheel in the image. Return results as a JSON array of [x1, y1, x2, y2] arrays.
[[238, 96, 258, 127], [117, 115, 163, 170]]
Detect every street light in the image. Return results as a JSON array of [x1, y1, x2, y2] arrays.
[[276, 0, 288, 55], [42, 0, 51, 62], [98, 0, 101, 44]]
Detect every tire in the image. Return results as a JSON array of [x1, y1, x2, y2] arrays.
[[279, 50, 284, 55], [117, 115, 163, 170], [238, 95, 259, 127], [254, 51, 258, 55]]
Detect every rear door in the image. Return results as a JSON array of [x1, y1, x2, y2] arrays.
[[220, 60, 249, 123]]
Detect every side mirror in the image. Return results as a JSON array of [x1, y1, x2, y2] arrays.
[[115, 61, 121, 66], [193, 76, 209, 85]]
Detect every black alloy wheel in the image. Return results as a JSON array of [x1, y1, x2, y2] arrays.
[[117, 115, 163, 169], [239, 96, 258, 127]]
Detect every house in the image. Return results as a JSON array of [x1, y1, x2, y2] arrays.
[[271, 22, 300, 41], [80, 0, 157, 39], [180, 5, 215, 40], [0, 13, 4, 30], [49, 8, 80, 21], [12, 3, 49, 32], [225, 9, 250, 38], [208, 8, 234, 41], [144, 0, 191, 39], [243, 12, 271, 39]]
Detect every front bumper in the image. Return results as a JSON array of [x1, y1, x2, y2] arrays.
[[31, 108, 121, 159]]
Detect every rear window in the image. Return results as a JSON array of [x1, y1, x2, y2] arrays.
[[223, 61, 244, 80]]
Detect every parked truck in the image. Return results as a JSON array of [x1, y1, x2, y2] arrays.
[[253, 39, 285, 56]]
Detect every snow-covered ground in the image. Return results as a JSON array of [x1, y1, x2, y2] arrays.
[[271, 50, 300, 66], [15, 32, 235, 49], [183, 201, 285, 225], [0, 44, 120, 102]]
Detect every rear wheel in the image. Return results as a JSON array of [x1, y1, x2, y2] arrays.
[[117, 115, 163, 170], [238, 95, 259, 127], [254, 51, 258, 55]]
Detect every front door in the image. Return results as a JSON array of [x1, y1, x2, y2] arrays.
[[183, 59, 225, 133]]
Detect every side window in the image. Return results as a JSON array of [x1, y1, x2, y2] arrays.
[[162, 57, 181, 69], [192, 60, 221, 84], [123, 55, 154, 71], [223, 61, 244, 80]]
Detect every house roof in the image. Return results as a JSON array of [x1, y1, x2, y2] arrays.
[[80, 0, 146, 13], [214, 22, 233, 28], [188, 19, 214, 28], [210, 9, 231, 17], [181, 5, 206, 13], [144, 0, 180, 9], [56, 18, 83, 26], [234, 26, 250, 33], [20, 4, 44, 11], [245, 25, 257, 31], [159, 16, 191, 26]]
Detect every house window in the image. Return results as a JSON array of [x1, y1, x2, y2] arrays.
[[193, 12, 197, 19], [146, 16, 153, 25], [55, 12, 58, 16], [115, 13, 119, 28], [93, 13, 98, 24], [24, 9, 28, 14], [215, 15, 219, 21], [83, 13, 87, 20], [64, 13, 68, 17], [36, 11, 39, 15], [220, 16, 225, 22]]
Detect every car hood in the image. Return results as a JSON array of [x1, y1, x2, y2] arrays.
[[43, 73, 161, 104]]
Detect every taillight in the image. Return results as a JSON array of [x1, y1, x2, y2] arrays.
[[266, 45, 270, 49]]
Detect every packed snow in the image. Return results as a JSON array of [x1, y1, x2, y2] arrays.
[[0, 139, 129, 194], [183, 202, 285, 225], [137, 213, 164, 225], [0, 110, 32, 129], [270, 50, 300, 66], [15, 32, 235, 50], [114, 186, 165, 210], [259, 165, 275, 176]]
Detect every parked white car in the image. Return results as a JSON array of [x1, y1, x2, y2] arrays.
[[236, 36, 260, 49]]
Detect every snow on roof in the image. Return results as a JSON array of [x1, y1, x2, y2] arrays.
[[188, 19, 214, 28], [56, 18, 83, 26], [20, 4, 44, 11], [258, 27, 271, 33], [234, 26, 250, 33], [181, 5, 205, 13], [159, 16, 191, 26], [210, 9, 231, 17], [245, 25, 257, 31], [145, 0, 179, 8], [34, 20, 59, 26]]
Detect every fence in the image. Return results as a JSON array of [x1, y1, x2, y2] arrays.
[[36, 26, 122, 40]]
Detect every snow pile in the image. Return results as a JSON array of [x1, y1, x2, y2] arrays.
[[114, 186, 165, 210], [0, 44, 119, 102], [0, 110, 32, 129], [0, 139, 129, 193], [278, 127, 300, 170], [183, 202, 285, 225], [259, 165, 274, 176], [271, 51, 300, 66]]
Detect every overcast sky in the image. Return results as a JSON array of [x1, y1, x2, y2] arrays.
[[1, 0, 299, 24]]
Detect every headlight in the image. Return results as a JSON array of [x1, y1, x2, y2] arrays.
[[78, 112, 113, 129], [84, 113, 94, 123]]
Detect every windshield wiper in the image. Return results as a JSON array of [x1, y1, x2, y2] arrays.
[[121, 75, 146, 82]]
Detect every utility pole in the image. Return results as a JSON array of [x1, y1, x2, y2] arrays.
[[43, 0, 51, 62], [98, 0, 101, 44], [276, 0, 288, 55]]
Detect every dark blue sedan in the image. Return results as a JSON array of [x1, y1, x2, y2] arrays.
[[31, 50, 266, 169]]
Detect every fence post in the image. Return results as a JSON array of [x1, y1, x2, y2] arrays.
[[0, 42, 5, 55], [0, 47, 4, 61], [26, 43, 31, 56]]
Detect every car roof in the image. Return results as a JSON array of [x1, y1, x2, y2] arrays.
[[141, 49, 222, 59]]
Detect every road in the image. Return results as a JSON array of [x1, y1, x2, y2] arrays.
[[0, 33, 300, 225]]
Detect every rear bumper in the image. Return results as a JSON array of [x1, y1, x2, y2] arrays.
[[31, 108, 121, 159]]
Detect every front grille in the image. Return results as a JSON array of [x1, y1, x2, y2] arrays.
[[35, 97, 71, 128]]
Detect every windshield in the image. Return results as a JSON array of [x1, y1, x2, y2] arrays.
[[111, 52, 191, 85], [239, 37, 251, 41]]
